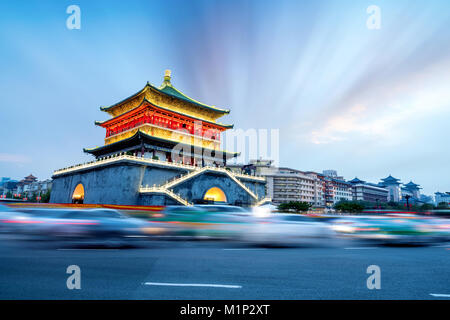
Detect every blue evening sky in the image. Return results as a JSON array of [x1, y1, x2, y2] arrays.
[[0, 0, 449, 195]]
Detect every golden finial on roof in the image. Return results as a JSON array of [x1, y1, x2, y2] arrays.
[[164, 69, 172, 82]]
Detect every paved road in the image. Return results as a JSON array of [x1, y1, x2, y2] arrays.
[[0, 237, 449, 299]]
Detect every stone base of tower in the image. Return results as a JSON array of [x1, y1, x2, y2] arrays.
[[50, 155, 266, 207]]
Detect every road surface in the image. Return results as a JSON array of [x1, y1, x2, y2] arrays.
[[0, 237, 449, 299]]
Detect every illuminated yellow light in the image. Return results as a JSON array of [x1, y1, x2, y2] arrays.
[[72, 184, 85, 200], [203, 187, 227, 202], [141, 227, 167, 235]]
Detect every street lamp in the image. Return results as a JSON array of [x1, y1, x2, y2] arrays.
[[405, 195, 411, 211]]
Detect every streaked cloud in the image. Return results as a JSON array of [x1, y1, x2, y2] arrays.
[[0, 153, 31, 164], [310, 57, 450, 145], [0, 0, 449, 194]]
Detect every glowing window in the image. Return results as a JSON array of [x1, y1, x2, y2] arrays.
[[203, 187, 227, 202]]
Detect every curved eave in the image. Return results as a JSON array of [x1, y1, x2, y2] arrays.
[[100, 83, 149, 112], [100, 82, 230, 115], [98, 98, 233, 130], [349, 177, 365, 184], [405, 185, 422, 190], [83, 130, 239, 158], [156, 83, 230, 114], [405, 182, 421, 188]]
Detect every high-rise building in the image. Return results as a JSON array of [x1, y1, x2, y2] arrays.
[[318, 171, 353, 207], [265, 167, 318, 206], [228, 161, 324, 207]]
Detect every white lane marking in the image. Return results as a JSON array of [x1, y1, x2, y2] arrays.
[[143, 282, 242, 289], [223, 248, 266, 251], [430, 293, 450, 298], [57, 248, 121, 251], [432, 244, 450, 248], [344, 247, 377, 250]]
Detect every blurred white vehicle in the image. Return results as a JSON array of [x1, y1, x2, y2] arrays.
[[195, 205, 251, 216], [330, 214, 450, 244], [243, 214, 335, 246], [0, 204, 34, 234], [17, 208, 168, 246]]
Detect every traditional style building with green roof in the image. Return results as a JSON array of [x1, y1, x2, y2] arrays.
[[379, 175, 402, 202], [50, 71, 268, 206]]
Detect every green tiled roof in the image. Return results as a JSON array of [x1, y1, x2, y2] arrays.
[[100, 73, 230, 115], [157, 82, 229, 114], [96, 98, 233, 129], [380, 175, 401, 185], [349, 177, 365, 184], [404, 181, 421, 189]]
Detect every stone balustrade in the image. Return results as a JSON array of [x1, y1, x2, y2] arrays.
[[53, 154, 265, 182]]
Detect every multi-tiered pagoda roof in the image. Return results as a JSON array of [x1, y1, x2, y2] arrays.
[[403, 181, 422, 191], [84, 70, 238, 162], [349, 177, 366, 184], [380, 175, 402, 186]]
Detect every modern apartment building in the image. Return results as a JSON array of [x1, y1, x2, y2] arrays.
[[229, 162, 349, 208], [265, 168, 319, 206], [318, 171, 353, 207]]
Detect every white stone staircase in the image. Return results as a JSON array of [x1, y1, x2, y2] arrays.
[[157, 166, 259, 200], [139, 186, 193, 206], [163, 167, 209, 189], [255, 197, 272, 207], [139, 165, 262, 205]]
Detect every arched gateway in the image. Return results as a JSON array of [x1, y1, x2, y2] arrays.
[[72, 184, 84, 204], [203, 187, 227, 203]]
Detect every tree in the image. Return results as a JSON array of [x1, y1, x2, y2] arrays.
[[30, 192, 38, 202], [334, 201, 365, 213], [41, 189, 51, 203], [6, 191, 12, 198], [437, 202, 449, 209], [420, 203, 434, 211], [278, 201, 312, 213]]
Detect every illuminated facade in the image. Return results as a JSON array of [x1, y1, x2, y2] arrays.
[[84, 70, 236, 166], [50, 71, 267, 206]]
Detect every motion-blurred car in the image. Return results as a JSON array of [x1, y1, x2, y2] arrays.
[[330, 214, 449, 245], [195, 204, 250, 216], [243, 214, 335, 247], [156, 206, 250, 240], [18, 208, 168, 247], [0, 204, 34, 234]]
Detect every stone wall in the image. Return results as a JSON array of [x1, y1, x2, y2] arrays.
[[172, 172, 265, 206], [50, 162, 266, 207], [50, 162, 186, 205]]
